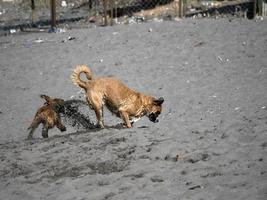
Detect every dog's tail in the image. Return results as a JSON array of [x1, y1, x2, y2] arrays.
[[27, 115, 40, 130], [71, 65, 93, 90], [27, 120, 35, 130]]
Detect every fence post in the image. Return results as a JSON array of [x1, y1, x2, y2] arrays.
[[31, 0, 35, 10], [253, 0, 257, 18], [50, 0, 56, 29], [114, 0, 118, 23], [179, 0, 185, 17], [89, 0, 92, 9], [103, 0, 108, 26], [183, 0, 187, 17], [31, 0, 36, 25], [110, 0, 114, 26], [255, 0, 266, 17]]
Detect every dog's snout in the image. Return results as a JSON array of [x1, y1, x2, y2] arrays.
[[148, 113, 159, 123]]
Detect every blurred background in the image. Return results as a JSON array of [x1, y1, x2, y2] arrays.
[[0, 0, 266, 34]]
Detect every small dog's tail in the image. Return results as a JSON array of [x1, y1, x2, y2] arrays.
[[27, 116, 40, 130], [71, 65, 93, 90], [27, 121, 34, 130]]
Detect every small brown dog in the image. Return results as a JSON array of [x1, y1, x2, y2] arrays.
[[71, 65, 164, 128], [27, 94, 66, 139]]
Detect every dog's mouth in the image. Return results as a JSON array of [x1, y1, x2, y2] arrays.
[[148, 113, 159, 123]]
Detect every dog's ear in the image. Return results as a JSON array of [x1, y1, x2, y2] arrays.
[[40, 94, 52, 104], [154, 97, 164, 105]]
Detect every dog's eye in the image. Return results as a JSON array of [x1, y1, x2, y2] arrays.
[[156, 111, 161, 115]]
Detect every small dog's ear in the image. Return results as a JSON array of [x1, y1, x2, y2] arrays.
[[40, 94, 52, 104], [154, 97, 164, 105]]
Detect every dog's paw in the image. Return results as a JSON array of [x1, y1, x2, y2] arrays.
[[96, 124, 105, 129], [123, 123, 132, 128]]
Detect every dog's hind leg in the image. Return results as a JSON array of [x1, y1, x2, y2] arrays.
[[94, 108, 104, 128], [42, 125, 49, 138], [28, 128, 36, 139], [27, 118, 41, 139], [89, 93, 104, 128]]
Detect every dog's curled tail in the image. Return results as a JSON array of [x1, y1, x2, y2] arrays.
[[71, 65, 93, 90]]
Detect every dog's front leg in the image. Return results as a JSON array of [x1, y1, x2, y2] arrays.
[[42, 125, 49, 138], [120, 111, 131, 128]]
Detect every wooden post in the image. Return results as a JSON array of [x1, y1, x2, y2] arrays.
[[253, 0, 257, 18], [89, 0, 93, 10], [103, 0, 108, 26], [31, 0, 36, 25], [256, 0, 267, 17], [110, 0, 114, 26], [51, 0, 56, 29], [183, 0, 187, 17], [179, 0, 183, 18], [31, 0, 35, 10], [115, 0, 117, 21]]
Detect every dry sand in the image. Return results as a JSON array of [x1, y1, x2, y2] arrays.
[[0, 18, 267, 200]]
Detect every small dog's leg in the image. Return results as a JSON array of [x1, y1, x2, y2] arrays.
[[120, 111, 131, 128], [42, 125, 49, 138], [27, 118, 41, 139], [27, 128, 36, 139]]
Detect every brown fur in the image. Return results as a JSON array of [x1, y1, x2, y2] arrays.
[[27, 95, 66, 139], [71, 65, 164, 128]]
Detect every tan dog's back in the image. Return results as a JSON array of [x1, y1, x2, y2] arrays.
[[90, 78, 139, 105]]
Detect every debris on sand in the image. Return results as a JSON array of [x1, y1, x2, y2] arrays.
[[61, 36, 76, 43], [34, 38, 45, 43], [188, 185, 204, 190], [62, 99, 95, 130], [9, 29, 17, 34], [150, 175, 164, 182]]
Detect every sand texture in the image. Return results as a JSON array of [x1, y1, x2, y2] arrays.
[[0, 18, 267, 200]]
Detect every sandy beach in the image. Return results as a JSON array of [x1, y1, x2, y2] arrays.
[[0, 18, 267, 199]]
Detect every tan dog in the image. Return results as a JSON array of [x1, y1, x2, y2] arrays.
[[27, 95, 66, 139], [71, 65, 164, 128]]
